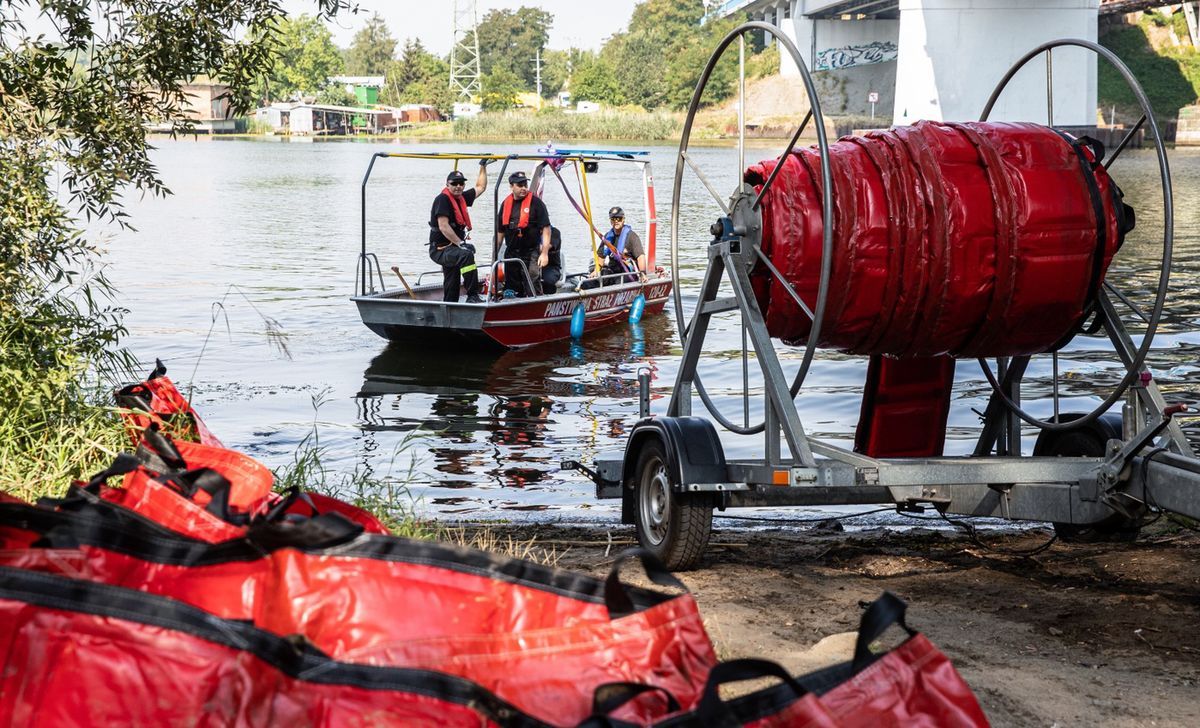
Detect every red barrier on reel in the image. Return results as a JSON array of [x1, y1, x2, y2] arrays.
[[748, 121, 1130, 358]]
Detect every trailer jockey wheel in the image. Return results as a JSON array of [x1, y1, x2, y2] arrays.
[[633, 439, 713, 570], [1034, 414, 1142, 543]]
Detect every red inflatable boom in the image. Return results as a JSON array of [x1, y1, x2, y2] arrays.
[[748, 121, 1133, 358]]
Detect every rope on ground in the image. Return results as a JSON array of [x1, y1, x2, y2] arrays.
[[712, 507, 897, 525]]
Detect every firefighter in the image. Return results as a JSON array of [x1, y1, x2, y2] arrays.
[[428, 162, 488, 303], [588, 206, 646, 286], [495, 171, 552, 298]]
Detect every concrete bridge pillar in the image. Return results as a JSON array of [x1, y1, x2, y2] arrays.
[[893, 0, 1099, 126]]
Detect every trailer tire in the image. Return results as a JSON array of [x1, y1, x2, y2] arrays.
[[633, 439, 713, 570], [1035, 414, 1142, 543]]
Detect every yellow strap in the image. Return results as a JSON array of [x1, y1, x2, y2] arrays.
[[577, 161, 603, 272], [460, 263, 477, 274]]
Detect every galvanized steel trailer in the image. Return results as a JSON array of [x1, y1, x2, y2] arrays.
[[572, 25, 1200, 569]]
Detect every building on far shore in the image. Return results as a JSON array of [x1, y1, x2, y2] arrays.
[[255, 102, 396, 135], [148, 79, 241, 133], [329, 75, 386, 105]]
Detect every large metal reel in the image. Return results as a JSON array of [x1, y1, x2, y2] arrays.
[[975, 39, 1174, 435], [669, 21, 834, 435]]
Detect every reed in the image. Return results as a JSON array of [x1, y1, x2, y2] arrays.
[[453, 111, 681, 141], [0, 393, 129, 504]]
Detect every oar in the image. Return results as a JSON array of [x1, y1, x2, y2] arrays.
[[390, 266, 416, 299]]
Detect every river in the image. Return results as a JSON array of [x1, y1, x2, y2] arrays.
[[103, 136, 1200, 524]]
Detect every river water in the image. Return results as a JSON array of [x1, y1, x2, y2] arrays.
[[103, 136, 1200, 524]]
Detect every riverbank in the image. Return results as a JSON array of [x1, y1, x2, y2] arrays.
[[465, 521, 1200, 726]]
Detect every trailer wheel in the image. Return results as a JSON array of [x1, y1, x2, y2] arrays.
[[1035, 416, 1142, 543], [633, 439, 713, 570]]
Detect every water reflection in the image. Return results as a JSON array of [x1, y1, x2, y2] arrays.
[[356, 317, 672, 502]]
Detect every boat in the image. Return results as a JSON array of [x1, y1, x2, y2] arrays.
[[352, 149, 673, 349]]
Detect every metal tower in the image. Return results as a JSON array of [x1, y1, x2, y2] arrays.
[[449, 0, 481, 100]]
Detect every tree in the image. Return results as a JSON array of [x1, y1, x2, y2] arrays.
[[344, 13, 396, 76], [481, 66, 523, 111], [540, 49, 570, 100], [259, 14, 344, 101], [475, 7, 554, 91], [381, 39, 455, 116], [571, 56, 623, 105], [0, 0, 348, 495]]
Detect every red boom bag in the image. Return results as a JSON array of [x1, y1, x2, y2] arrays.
[[115, 363, 391, 536], [0, 503, 716, 726], [747, 121, 1132, 358], [0, 566, 553, 728], [584, 593, 987, 727], [115, 359, 224, 446]]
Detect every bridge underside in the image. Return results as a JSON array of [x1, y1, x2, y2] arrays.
[[723, 0, 1100, 125]]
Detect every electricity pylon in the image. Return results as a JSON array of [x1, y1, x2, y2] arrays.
[[450, 0, 481, 101]]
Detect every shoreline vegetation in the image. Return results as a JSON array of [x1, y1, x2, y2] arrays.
[[162, 110, 889, 144]]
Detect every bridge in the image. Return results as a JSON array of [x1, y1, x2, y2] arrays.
[[708, 0, 1180, 125]]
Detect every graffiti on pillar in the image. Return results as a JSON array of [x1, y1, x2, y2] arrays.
[[815, 41, 898, 71]]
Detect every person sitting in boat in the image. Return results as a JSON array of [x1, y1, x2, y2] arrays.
[[495, 170, 551, 298], [429, 163, 488, 303], [540, 226, 563, 295], [587, 206, 646, 287]]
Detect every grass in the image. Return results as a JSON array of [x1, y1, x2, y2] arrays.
[[0, 392, 129, 503], [453, 110, 681, 141]]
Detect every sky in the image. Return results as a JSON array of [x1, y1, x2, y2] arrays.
[[286, 1, 643, 54]]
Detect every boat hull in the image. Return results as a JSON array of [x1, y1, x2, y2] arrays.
[[353, 279, 673, 349]]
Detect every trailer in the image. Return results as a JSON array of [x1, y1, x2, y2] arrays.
[[570, 24, 1200, 569]]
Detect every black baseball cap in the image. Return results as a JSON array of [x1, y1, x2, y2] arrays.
[[508, 171, 529, 185], [446, 170, 467, 183], [608, 206, 624, 219]]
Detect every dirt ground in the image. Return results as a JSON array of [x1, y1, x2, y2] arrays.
[[487, 522, 1200, 727]]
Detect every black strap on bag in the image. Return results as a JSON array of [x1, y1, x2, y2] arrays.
[[697, 659, 808, 727], [603, 548, 689, 619], [852, 590, 916, 671], [592, 682, 682, 718], [791, 591, 918, 696], [139, 423, 189, 471]]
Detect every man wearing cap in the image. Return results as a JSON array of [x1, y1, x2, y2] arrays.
[[496, 170, 552, 298], [429, 161, 489, 303], [590, 206, 646, 285]]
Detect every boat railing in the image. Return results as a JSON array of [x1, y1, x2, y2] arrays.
[[486, 258, 540, 299], [568, 270, 646, 289], [355, 253, 387, 295], [416, 269, 449, 286]]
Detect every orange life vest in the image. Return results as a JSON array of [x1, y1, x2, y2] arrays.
[[500, 194, 532, 230], [441, 188, 472, 230]]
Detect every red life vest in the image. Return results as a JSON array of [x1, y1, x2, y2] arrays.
[[500, 193, 532, 230], [440, 188, 472, 230]]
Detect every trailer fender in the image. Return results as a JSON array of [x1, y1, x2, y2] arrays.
[[621, 417, 726, 524]]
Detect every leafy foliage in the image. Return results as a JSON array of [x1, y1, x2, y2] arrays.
[[0, 0, 347, 494], [571, 54, 623, 105], [344, 12, 396, 76], [476, 6, 553, 92], [381, 39, 455, 116], [481, 66, 524, 111], [1099, 15, 1199, 122], [257, 14, 344, 102]]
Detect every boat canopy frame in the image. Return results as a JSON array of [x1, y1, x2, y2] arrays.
[[357, 150, 659, 298]]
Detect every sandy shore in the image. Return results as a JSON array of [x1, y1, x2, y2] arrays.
[[479, 522, 1200, 727]]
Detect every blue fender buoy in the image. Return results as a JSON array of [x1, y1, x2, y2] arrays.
[[630, 321, 645, 358], [570, 302, 586, 339], [628, 293, 645, 324]]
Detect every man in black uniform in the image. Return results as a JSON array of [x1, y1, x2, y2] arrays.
[[429, 162, 488, 303], [495, 171, 551, 298]]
